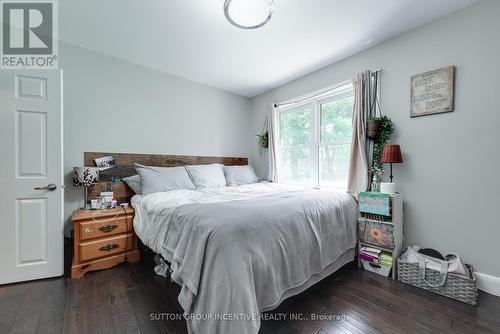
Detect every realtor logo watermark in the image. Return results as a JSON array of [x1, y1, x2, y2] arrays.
[[1, 1, 58, 69]]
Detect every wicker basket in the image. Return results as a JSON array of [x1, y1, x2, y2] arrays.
[[397, 258, 478, 305]]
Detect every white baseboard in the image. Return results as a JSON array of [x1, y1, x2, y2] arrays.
[[475, 272, 500, 297]]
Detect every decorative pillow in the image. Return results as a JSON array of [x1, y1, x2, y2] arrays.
[[223, 165, 259, 186], [122, 175, 142, 195], [134, 163, 195, 195], [185, 164, 227, 189]]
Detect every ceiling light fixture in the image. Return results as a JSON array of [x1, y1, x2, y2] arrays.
[[223, 0, 275, 30]]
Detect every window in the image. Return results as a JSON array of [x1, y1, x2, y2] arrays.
[[277, 83, 354, 190]]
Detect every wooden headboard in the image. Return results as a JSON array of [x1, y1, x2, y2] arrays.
[[84, 152, 248, 203]]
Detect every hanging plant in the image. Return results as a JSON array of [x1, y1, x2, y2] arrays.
[[257, 130, 269, 147], [367, 117, 381, 139], [371, 115, 395, 170], [367, 71, 382, 139], [257, 116, 269, 155]]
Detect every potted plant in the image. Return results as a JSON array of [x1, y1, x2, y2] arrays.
[[257, 116, 269, 155], [257, 130, 269, 150], [367, 116, 380, 139], [371, 115, 395, 170]]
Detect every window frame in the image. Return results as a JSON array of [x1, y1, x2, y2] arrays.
[[277, 82, 354, 189]]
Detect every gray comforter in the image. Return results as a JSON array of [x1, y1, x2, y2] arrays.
[[132, 184, 358, 334]]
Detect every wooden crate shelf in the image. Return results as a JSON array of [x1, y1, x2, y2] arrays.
[[358, 193, 404, 279]]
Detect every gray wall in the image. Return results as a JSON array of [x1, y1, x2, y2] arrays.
[[60, 43, 251, 230], [249, 0, 500, 277]]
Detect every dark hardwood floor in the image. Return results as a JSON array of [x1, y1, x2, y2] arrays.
[[1, 249, 499, 334]]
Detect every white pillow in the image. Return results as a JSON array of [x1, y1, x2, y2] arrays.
[[223, 165, 259, 186], [134, 163, 195, 195], [123, 175, 142, 195], [185, 164, 227, 189]]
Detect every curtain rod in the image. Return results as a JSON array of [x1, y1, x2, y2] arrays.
[[274, 69, 383, 108]]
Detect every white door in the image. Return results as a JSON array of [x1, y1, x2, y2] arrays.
[[0, 70, 63, 284]]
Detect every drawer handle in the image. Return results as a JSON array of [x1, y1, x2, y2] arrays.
[[99, 244, 119, 252], [99, 224, 118, 233]]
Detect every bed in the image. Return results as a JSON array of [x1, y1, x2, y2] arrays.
[[85, 152, 358, 334]]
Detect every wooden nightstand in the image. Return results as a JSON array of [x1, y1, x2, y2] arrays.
[[71, 207, 140, 278]]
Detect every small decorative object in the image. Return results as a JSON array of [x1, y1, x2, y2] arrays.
[[371, 177, 380, 193], [380, 182, 397, 194], [90, 199, 98, 210], [224, 0, 275, 30], [94, 156, 116, 171], [381, 144, 403, 183], [411, 65, 455, 117], [100, 191, 114, 208], [73, 167, 99, 209], [370, 166, 383, 192]]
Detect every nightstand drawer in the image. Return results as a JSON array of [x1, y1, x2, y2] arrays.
[[79, 216, 133, 241], [79, 234, 134, 262]]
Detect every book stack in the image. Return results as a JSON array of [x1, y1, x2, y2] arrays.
[[359, 246, 393, 267], [379, 252, 393, 267], [358, 246, 381, 263]]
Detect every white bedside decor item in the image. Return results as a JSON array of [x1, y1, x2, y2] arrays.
[[73, 167, 99, 209], [380, 182, 397, 194]]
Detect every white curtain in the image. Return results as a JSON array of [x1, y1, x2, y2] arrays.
[[347, 72, 370, 196], [268, 104, 280, 182]]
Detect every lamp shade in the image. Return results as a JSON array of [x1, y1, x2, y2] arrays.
[[380, 145, 403, 164], [73, 167, 99, 187]]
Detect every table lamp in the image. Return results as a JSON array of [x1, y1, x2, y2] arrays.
[[380, 144, 403, 183], [73, 167, 99, 209]]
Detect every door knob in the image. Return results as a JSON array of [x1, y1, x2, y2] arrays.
[[34, 183, 57, 191]]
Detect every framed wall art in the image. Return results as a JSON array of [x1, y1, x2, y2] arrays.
[[410, 65, 455, 117]]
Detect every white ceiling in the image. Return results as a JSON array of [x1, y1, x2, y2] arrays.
[[60, 0, 479, 97]]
